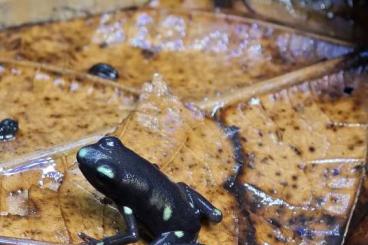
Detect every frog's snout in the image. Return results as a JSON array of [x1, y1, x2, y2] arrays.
[[76, 146, 93, 166]]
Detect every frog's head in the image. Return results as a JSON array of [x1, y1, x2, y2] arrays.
[[76, 136, 124, 192]]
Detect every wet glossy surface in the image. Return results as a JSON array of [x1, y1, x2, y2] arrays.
[[0, 3, 365, 245], [88, 63, 119, 81], [77, 135, 222, 243], [150, 0, 368, 42], [0, 65, 366, 244], [241, 0, 367, 42], [0, 77, 238, 244], [114, 77, 238, 244], [0, 63, 135, 163], [0, 151, 125, 244], [0, 10, 351, 101], [0, 119, 18, 142], [347, 211, 368, 245], [221, 63, 368, 244]]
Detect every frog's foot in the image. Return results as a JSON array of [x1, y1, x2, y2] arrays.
[[78, 232, 102, 245], [177, 182, 222, 223]]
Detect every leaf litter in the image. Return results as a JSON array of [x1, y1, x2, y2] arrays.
[[0, 75, 239, 244], [0, 9, 352, 101], [220, 56, 368, 244], [0, 7, 366, 245], [0, 62, 135, 163]]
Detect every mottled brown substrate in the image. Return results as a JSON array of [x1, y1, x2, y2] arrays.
[[0, 64, 134, 163], [0, 78, 239, 244], [221, 65, 368, 244], [0, 9, 351, 101], [0, 153, 127, 244]]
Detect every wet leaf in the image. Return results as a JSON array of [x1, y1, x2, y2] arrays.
[[114, 76, 239, 244], [0, 4, 366, 245], [0, 9, 351, 101], [220, 61, 368, 244], [0, 77, 238, 244], [0, 62, 135, 163], [347, 214, 368, 245], [347, 177, 368, 244], [0, 0, 148, 29], [0, 151, 128, 244], [242, 0, 368, 43]]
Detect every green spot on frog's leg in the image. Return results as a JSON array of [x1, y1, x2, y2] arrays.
[[214, 209, 222, 216], [174, 231, 184, 238], [124, 206, 133, 215], [96, 242, 104, 245], [97, 165, 114, 179], [163, 205, 172, 221]]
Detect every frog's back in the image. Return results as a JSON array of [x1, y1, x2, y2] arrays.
[[114, 148, 201, 235]]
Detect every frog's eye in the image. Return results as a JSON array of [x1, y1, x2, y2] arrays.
[[104, 138, 115, 147], [97, 164, 116, 179], [99, 136, 121, 149]]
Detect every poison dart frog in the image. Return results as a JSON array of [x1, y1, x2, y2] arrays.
[[76, 136, 222, 245]]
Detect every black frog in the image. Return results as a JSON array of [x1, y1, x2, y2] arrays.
[[76, 136, 222, 245]]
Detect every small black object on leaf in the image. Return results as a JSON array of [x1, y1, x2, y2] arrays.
[[214, 0, 233, 8], [88, 63, 119, 81], [343, 86, 354, 95], [141, 49, 156, 59], [0, 118, 19, 141]]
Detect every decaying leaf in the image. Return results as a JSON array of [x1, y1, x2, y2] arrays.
[[347, 175, 368, 245], [0, 9, 352, 101], [0, 62, 366, 244], [114, 75, 239, 244], [241, 0, 368, 43], [0, 76, 238, 244], [0, 0, 149, 29], [0, 62, 135, 163], [220, 60, 368, 244], [0, 150, 128, 244], [148, 0, 213, 10], [0, 2, 366, 245], [347, 214, 368, 245]]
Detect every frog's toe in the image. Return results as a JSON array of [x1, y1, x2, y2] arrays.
[[78, 232, 101, 245]]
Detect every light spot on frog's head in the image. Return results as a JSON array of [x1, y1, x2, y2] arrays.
[[77, 148, 89, 159], [106, 140, 115, 147], [97, 165, 115, 179], [174, 231, 184, 238], [123, 206, 133, 215], [163, 205, 172, 221]]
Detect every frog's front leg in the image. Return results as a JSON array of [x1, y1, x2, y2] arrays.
[[177, 183, 222, 223], [79, 206, 139, 245]]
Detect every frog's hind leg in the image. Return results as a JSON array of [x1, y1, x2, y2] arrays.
[[177, 183, 222, 223], [149, 231, 197, 245], [79, 205, 139, 245]]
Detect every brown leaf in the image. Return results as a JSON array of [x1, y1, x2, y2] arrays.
[[114, 76, 239, 244], [0, 9, 351, 101], [0, 151, 132, 244], [0, 0, 148, 29], [241, 0, 368, 43], [347, 214, 368, 245], [0, 76, 239, 244], [0, 5, 365, 245], [220, 61, 368, 244], [0, 62, 134, 163]]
